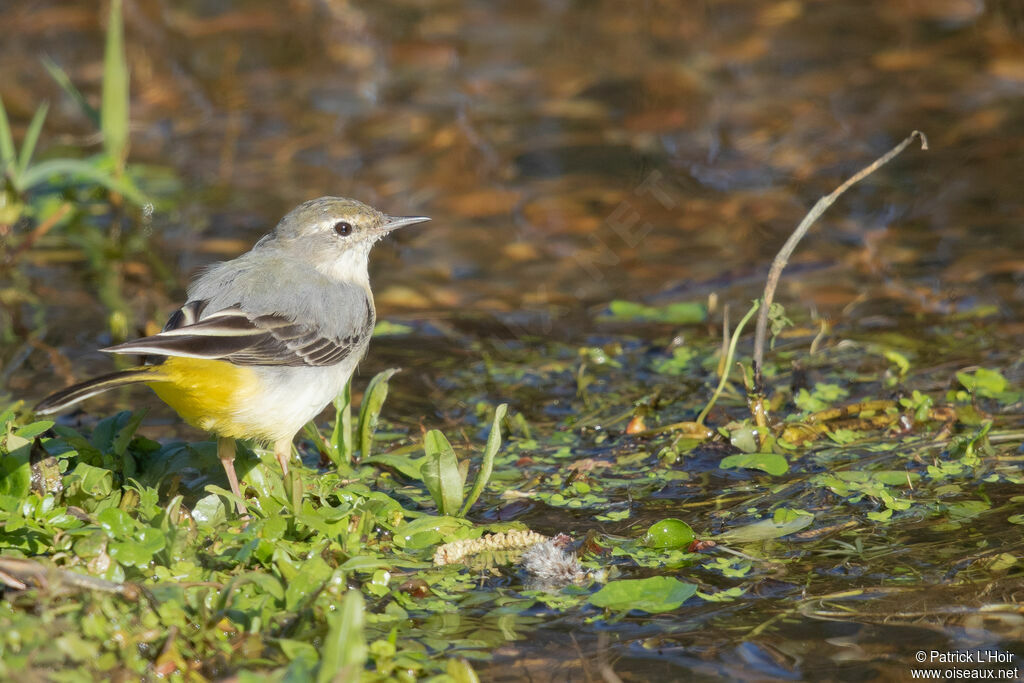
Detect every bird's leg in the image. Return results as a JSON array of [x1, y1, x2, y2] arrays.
[[274, 437, 292, 476], [217, 437, 248, 516]]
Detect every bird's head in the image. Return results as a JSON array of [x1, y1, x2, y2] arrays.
[[268, 196, 429, 283]]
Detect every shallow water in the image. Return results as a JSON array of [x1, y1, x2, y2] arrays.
[[2, 0, 1024, 679]]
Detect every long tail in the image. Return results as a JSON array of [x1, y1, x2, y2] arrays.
[[34, 368, 157, 415]]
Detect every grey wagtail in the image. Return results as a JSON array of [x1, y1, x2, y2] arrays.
[[35, 197, 429, 515]]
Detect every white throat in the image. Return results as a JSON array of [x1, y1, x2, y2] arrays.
[[316, 243, 372, 286]]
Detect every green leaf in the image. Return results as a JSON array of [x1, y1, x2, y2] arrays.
[[16, 102, 49, 180], [97, 507, 136, 538], [956, 368, 1008, 399], [111, 410, 146, 457], [719, 452, 789, 476], [446, 658, 481, 682], [600, 300, 707, 325], [32, 157, 143, 203], [279, 639, 319, 667], [329, 377, 353, 466], [772, 507, 813, 525], [14, 421, 54, 439], [794, 383, 849, 412], [64, 462, 114, 501], [284, 556, 332, 610], [0, 95, 15, 169], [652, 346, 698, 376], [356, 368, 399, 460], [884, 349, 911, 377], [588, 576, 697, 613], [717, 514, 814, 543], [642, 518, 696, 549], [421, 430, 465, 515], [337, 556, 392, 572], [317, 590, 367, 683], [460, 403, 507, 516], [0, 406, 16, 433], [947, 500, 990, 519], [102, 0, 129, 169], [42, 56, 101, 127], [109, 529, 162, 567], [192, 493, 227, 526], [393, 515, 473, 549], [362, 453, 423, 480], [372, 320, 414, 336], [0, 437, 32, 499], [18, 158, 148, 204]]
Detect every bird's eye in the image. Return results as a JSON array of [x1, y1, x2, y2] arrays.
[[333, 221, 353, 237]]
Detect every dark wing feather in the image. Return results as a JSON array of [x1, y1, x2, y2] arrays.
[[105, 302, 373, 367]]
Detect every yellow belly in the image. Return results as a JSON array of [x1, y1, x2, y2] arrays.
[[148, 357, 263, 440]]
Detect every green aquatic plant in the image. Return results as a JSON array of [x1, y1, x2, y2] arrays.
[[420, 403, 508, 517], [0, 0, 146, 227], [1, 1, 179, 346]]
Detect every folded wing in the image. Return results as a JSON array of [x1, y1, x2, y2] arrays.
[[104, 303, 368, 367]]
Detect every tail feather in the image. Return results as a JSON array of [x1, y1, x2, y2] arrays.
[[34, 369, 157, 415]]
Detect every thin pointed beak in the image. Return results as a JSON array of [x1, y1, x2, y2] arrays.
[[382, 215, 430, 232]]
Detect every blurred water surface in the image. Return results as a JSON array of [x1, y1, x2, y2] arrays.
[[3, 0, 1022, 327]]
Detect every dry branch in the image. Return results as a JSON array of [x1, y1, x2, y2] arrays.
[[751, 130, 929, 387]]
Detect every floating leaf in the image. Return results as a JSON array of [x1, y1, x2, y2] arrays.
[[772, 508, 813, 525], [589, 576, 697, 613], [720, 453, 788, 476], [717, 514, 814, 543], [957, 368, 1007, 397]]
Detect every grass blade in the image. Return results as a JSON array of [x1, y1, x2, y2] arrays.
[[102, 0, 129, 171], [42, 55, 100, 127], [317, 590, 366, 683], [18, 158, 148, 205], [459, 403, 507, 517], [421, 430, 464, 515], [356, 368, 398, 461], [17, 102, 49, 178], [0, 95, 16, 171]]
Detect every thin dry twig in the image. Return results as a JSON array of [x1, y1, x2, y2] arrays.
[[752, 131, 929, 387]]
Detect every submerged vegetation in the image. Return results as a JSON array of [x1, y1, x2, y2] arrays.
[[1, 306, 1022, 679], [1, 135, 1020, 678]]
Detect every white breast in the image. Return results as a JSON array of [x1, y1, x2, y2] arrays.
[[231, 353, 364, 443]]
